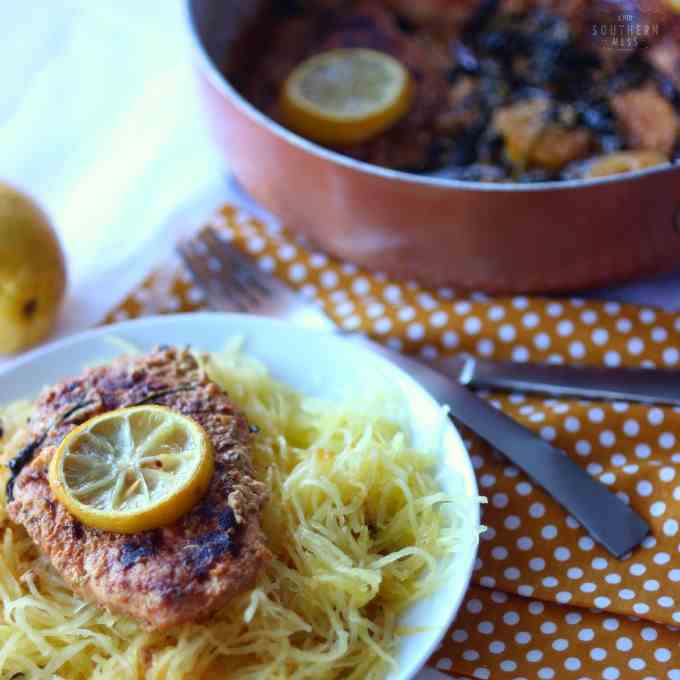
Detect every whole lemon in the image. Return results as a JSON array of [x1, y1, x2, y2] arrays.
[[0, 183, 67, 354]]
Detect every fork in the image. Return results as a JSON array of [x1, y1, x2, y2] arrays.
[[178, 227, 650, 558], [182, 234, 680, 406]]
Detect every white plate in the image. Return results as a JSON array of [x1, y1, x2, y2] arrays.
[[0, 313, 479, 680]]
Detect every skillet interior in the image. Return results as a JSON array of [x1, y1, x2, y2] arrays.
[[189, 0, 680, 189]]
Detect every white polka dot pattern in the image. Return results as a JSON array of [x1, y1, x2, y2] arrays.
[[105, 205, 680, 679]]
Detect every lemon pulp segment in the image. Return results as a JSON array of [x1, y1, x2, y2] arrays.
[[279, 48, 413, 145], [586, 150, 668, 178], [48, 405, 214, 534]]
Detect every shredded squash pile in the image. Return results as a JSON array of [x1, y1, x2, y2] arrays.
[[0, 343, 473, 679]]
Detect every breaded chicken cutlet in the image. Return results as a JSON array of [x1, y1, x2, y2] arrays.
[[6, 346, 269, 630]]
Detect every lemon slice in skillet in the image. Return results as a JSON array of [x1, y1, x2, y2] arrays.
[[279, 48, 413, 146], [48, 405, 214, 534]]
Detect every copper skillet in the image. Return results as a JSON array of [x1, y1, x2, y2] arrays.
[[185, 0, 680, 294]]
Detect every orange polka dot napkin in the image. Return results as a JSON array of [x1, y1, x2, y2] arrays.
[[104, 204, 680, 680]]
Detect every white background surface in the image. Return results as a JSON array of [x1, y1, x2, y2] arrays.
[[1, 0, 227, 339], [1, 2, 680, 678]]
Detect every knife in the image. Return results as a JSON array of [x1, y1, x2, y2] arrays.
[[362, 338, 651, 559], [432, 354, 680, 406]]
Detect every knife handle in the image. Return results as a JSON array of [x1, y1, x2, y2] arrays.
[[443, 385, 650, 559], [439, 355, 680, 406]]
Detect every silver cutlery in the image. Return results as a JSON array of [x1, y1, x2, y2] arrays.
[[178, 227, 650, 558], [440, 354, 680, 407]]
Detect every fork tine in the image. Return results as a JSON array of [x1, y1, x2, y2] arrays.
[[177, 239, 227, 310], [179, 225, 329, 328], [178, 239, 251, 312], [206, 228, 297, 301], [199, 229, 270, 305], [202, 229, 308, 313]]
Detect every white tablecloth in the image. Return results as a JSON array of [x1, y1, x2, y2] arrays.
[[1, 4, 680, 675], [1, 0, 225, 342]]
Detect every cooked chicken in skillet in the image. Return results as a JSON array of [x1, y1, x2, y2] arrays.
[[243, 0, 680, 181]]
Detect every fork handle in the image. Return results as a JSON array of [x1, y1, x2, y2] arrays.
[[440, 356, 680, 406]]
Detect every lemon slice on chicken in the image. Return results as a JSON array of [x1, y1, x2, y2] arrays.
[[48, 405, 214, 534], [280, 48, 413, 145]]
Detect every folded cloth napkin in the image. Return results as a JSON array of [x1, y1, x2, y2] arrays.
[[105, 204, 680, 680]]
